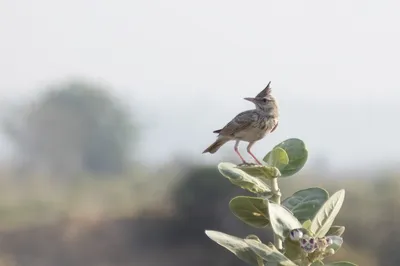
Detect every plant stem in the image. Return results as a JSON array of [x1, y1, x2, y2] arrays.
[[270, 177, 283, 250], [256, 257, 264, 266]]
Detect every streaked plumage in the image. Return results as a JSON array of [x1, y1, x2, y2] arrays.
[[202, 81, 279, 165]]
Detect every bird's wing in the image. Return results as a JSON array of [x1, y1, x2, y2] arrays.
[[216, 110, 257, 136]]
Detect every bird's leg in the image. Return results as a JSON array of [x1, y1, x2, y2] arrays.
[[234, 140, 249, 165], [247, 142, 263, 165]]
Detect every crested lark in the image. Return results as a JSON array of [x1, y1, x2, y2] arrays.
[[202, 81, 279, 165]]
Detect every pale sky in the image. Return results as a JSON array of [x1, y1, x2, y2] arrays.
[[0, 0, 399, 170]]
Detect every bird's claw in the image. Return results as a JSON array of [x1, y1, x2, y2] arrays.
[[237, 162, 257, 167]]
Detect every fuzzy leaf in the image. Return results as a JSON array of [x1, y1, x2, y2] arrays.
[[244, 239, 296, 266], [205, 230, 261, 265], [229, 196, 270, 228], [268, 201, 302, 240], [236, 165, 281, 179], [310, 189, 345, 237], [264, 147, 289, 168], [218, 162, 271, 194], [283, 238, 304, 261], [302, 219, 312, 230], [263, 138, 308, 177], [282, 188, 329, 223], [327, 226, 345, 237]]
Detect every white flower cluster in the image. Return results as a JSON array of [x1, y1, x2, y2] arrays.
[[289, 228, 334, 253]]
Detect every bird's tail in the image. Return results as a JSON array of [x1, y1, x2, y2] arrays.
[[202, 138, 229, 154]]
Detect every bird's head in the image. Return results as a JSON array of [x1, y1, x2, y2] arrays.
[[244, 81, 277, 111]]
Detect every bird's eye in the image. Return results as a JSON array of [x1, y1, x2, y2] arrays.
[[262, 98, 267, 103]]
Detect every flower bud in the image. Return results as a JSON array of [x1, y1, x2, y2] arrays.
[[289, 228, 303, 241], [324, 248, 335, 256], [303, 242, 317, 253], [300, 238, 308, 247], [300, 237, 317, 253]]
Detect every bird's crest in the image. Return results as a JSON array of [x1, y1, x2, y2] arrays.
[[256, 81, 272, 97]]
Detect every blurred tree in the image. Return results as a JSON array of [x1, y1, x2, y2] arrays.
[[2, 79, 136, 176], [169, 165, 265, 245]]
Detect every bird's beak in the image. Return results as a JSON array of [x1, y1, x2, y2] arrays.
[[244, 97, 255, 103]]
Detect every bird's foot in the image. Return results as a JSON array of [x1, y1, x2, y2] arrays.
[[247, 150, 264, 165], [237, 162, 257, 167]]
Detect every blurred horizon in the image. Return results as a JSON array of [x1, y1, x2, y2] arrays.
[[0, 81, 398, 173]]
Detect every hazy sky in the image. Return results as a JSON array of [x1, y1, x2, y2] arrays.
[[1, 0, 399, 170]]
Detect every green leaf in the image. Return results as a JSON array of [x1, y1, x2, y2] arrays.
[[264, 138, 308, 177], [325, 262, 357, 266], [310, 189, 346, 237], [327, 225, 345, 236], [229, 196, 270, 228], [244, 239, 297, 266], [268, 201, 302, 240], [282, 188, 329, 223], [283, 238, 304, 261], [205, 230, 260, 265], [218, 162, 271, 194], [302, 219, 312, 230], [299, 219, 314, 236], [264, 147, 289, 168], [311, 260, 324, 266], [236, 165, 281, 179]]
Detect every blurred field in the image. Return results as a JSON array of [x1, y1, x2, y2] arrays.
[[0, 165, 176, 230], [0, 162, 396, 265]]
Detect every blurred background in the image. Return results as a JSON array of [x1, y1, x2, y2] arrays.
[[0, 1, 399, 265]]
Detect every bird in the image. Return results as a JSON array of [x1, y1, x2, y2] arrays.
[[202, 81, 279, 165]]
